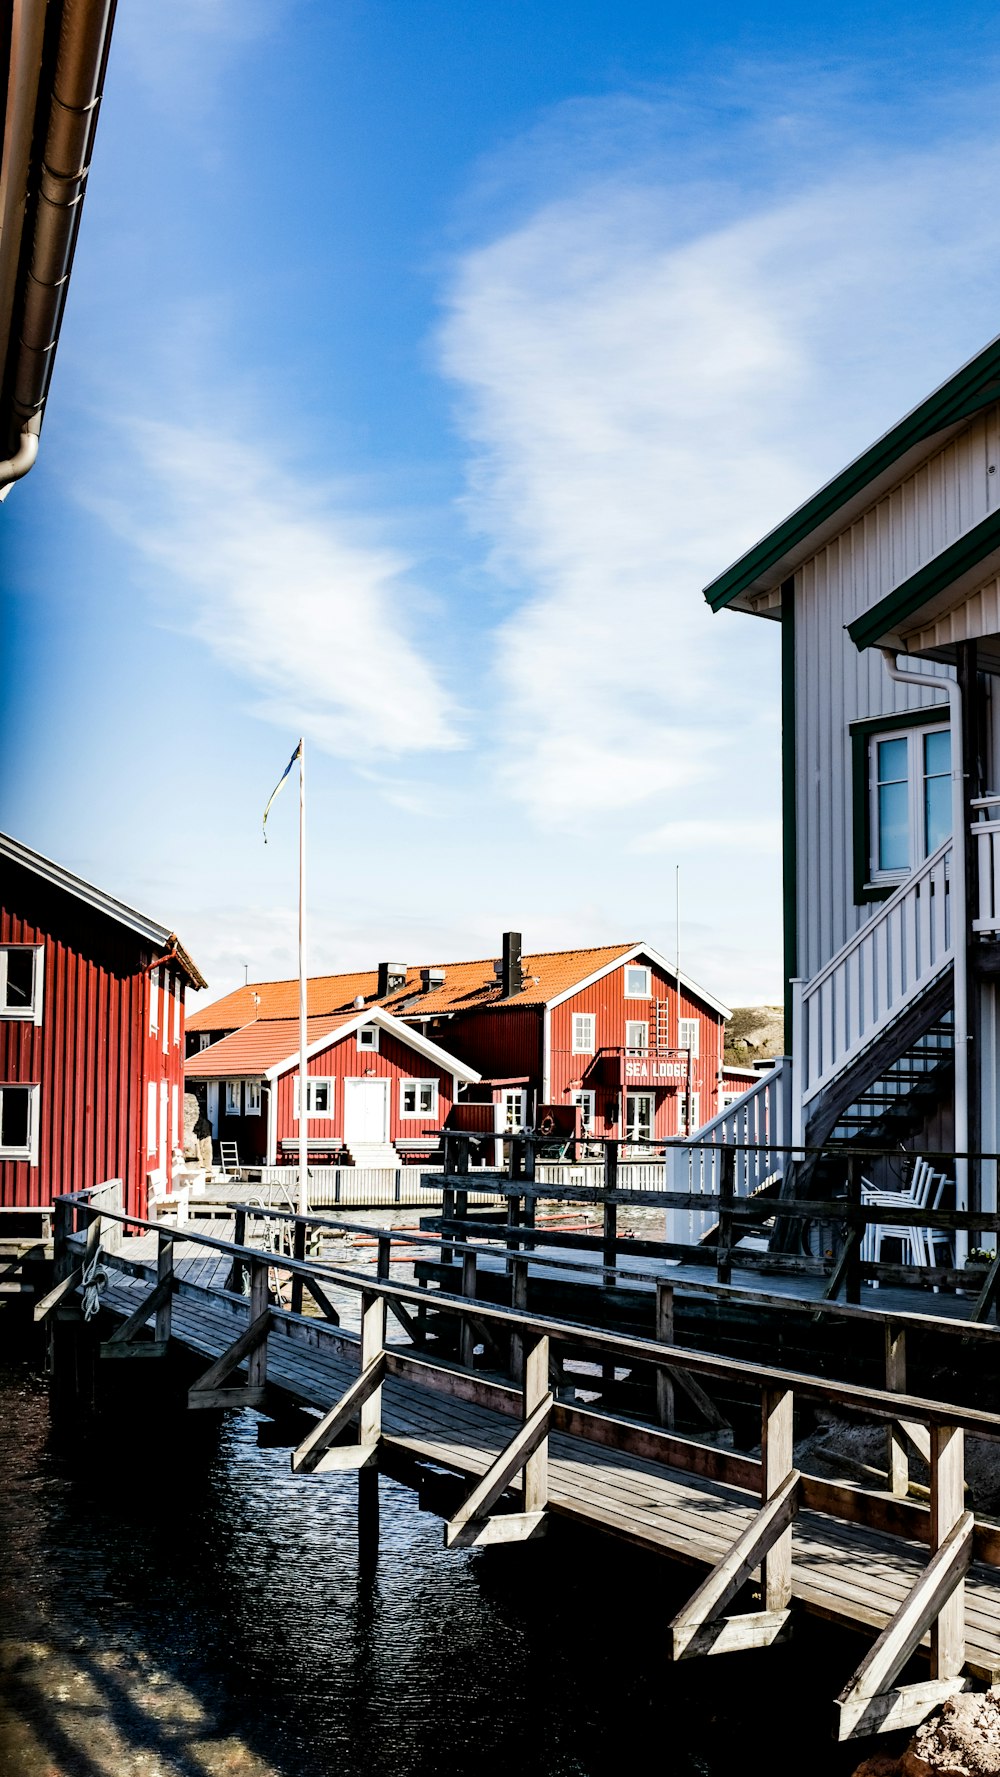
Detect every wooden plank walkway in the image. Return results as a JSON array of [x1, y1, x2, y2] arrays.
[[91, 1262, 1000, 1685]]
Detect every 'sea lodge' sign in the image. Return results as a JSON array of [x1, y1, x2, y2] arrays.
[[623, 1055, 688, 1083]]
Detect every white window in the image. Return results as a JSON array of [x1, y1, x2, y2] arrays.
[[625, 1020, 649, 1053], [400, 1079, 438, 1117], [173, 985, 181, 1046], [0, 1084, 39, 1161], [225, 1079, 241, 1115], [245, 1079, 262, 1115], [870, 724, 951, 883], [149, 969, 160, 1036], [357, 1025, 379, 1053], [572, 1013, 595, 1054], [198, 1032, 212, 1051], [571, 1089, 595, 1130], [624, 965, 651, 998], [680, 1091, 701, 1134], [499, 1088, 528, 1131], [294, 1078, 335, 1118], [0, 947, 43, 1023], [625, 1091, 654, 1141], [678, 1017, 700, 1056], [147, 1080, 157, 1154]]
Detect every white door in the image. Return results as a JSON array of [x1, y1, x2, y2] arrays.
[[344, 1078, 390, 1145], [626, 1091, 654, 1142]]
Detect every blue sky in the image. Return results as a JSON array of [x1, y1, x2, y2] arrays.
[[4, 1, 1000, 1008]]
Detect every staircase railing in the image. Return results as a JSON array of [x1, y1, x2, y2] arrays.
[[793, 838, 953, 1116], [664, 1060, 790, 1245], [973, 795, 1000, 933]]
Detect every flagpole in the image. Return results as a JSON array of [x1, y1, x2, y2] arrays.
[[298, 738, 308, 1219]]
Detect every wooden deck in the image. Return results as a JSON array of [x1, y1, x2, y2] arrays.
[[39, 1179, 1000, 1742]]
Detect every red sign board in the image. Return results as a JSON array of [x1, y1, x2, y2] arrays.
[[621, 1050, 689, 1088]]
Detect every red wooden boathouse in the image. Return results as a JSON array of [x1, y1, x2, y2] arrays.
[[0, 833, 205, 1220]]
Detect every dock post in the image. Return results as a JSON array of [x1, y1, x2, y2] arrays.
[[510, 1256, 528, 1383], [230, 1209, 247, 1294], [655, 1280, 676, 1429], [156, 1232, 174, 1345], [845, 1157, 862, 1304], [358, 1286, 385, 1567], [930, 1423, 967, 1679], [760, 1388, 794, 1612], [522, 1333, 550, 1515], [460, 1251, 477, 1370], [247, 1260, 269, 1394], [717, 1147, 735, 1286], [885, 1322, 909, 1497], [291, 1219, 306, 1316]]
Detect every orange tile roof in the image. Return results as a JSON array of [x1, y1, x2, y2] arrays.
[[185, 1013, 354, 1078], [187, 944, 641, 1034]]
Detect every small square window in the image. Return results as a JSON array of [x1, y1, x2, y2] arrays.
[[295, 1078, 335, 1117], [0, 1083, 35, 1155], [401, 1079, 438, 1117], [357, 1026, 379, 1052], [572, 1013, 595, 1054], [624, 965, 651, 998], [0, 947, 43, 1022]]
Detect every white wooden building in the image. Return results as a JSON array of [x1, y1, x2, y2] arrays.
[[702, 334, 1000, 1228]]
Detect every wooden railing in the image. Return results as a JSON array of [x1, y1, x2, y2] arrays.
[[973, 796, 1000, 934], [664, 1061, 789, 1244], [38, 1180, 1000, 1740], [793, 838, 953, 1113]]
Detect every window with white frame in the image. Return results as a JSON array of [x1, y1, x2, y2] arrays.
[[294, 1078, 335, 1117], [171, 1084, 179, 1150], [680, 1091, 701, 1133], [198, 1032, 212, 1051], [173, 986, 181, 1046], [149, 969, 160, 1036], [0, 947, 43, 1022], [400, 1079, 438, 1117], [245, 1079, 262, 1115], [678, 1017, 699, 1056], [0, 1083, 38, 1161], [499, 1088, 527, 1131], [225, 1079, 242, 1116], [624, 964, 651, 998], [147, 1080, 157, 1154], [870, 724, 951, 882], [571, 1088, 595, 1130], [572, 1013, 595, 1054], [625, 1091, 654, 1141], [357, 1025, 379, 1053], [625, 1020, 649, 1053]]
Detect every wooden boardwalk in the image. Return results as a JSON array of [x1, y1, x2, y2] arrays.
[[37, 1180, 1000, 1742]]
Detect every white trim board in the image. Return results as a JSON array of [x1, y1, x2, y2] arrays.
[[262, 1007, 481, 1085], [544, 942, 731, 1020]]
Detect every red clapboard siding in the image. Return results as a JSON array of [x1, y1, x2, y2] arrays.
[[1, 861, 189, 1218], [272, 1027, 458, 1146], [430, 1007, 543, 1093]]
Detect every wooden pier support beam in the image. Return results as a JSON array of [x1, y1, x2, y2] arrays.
[[885, 1322, 909, 1498]]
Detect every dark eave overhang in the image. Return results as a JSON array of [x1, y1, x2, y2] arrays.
[[703, 334, 1000, 615], [847, 508, 1000, 653]]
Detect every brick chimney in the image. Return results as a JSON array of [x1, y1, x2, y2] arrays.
[[501, 931, 522, 998]]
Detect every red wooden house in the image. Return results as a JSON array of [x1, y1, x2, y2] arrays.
[[187, 936, 729, 1151], [184, 1007, 481, 1166], [0, 832, 205, 1220]]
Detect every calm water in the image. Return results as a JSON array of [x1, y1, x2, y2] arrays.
[[0, 1343, 874, 1777]]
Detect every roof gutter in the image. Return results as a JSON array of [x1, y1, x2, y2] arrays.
[[0, 0, 118, 497]]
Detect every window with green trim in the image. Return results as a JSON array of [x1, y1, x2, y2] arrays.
[[852, 714, 950, 900]]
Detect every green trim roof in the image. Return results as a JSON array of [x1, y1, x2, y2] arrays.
[[704, 334, 1000, 613], [847, 507, 1000, 652]]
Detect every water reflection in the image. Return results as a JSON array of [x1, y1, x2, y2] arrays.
[[0, 1348, 872, 1776]]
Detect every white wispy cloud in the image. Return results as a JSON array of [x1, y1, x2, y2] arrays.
[[440, 107, 1000, 837], [114, 0, 289, 122], [93, 421, 463, 759]]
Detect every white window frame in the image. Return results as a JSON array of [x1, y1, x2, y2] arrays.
[[678, 1017, 700, 1057], [198, 1032, 212, 1051], [681, 1090, 701, 1134], [625, 1020, 649, 1053], [869, 721, 951, 886], [625, 1090, 655, 1141], [171, 1083, 179, 1150], [624, 964, 651, 999], [245, 1079, 262, 1116], [571, 1088, 595, 1131], [173, 984, 181, 1047], [357, 1025, 380, 1053], [147, 1080, 157, 1154], [0, 1082, 40, 1163], [149, 968, 160, 1036], [0, 946, 44, 1023], [499, 1088, 528, 1131], [400, 1078, 438, 1118], [225, 1079, 241, 1116], [572, 1013, 595, 1054], [294, 1077, 336, 1119]]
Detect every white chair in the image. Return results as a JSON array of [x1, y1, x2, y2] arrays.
[[861, 1158, 935, 1283]]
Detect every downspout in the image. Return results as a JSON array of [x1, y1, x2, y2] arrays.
[[880, 649, 969, 1260]]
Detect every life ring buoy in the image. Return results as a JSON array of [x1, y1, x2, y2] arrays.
[[539, 1113, 556, 1135]]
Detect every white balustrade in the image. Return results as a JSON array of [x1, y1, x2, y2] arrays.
[[793, 838, 953, 1114], [972, 796, 1000, 934], [664, 1061, 790, 1246]]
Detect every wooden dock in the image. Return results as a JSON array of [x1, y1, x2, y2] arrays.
[[35, 1179, 1000, 1743]]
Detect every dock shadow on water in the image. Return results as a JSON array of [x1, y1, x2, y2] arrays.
[[0, 1345, 875, 1777]]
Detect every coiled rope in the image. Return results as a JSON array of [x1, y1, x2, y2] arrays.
[[81, 1244, 108, 1321]]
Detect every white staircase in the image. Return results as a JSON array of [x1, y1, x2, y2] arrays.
[[346, 1142, 403, 1170], [665, 1061, 791, 1245], [791, 837, 953, 1137]]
